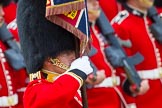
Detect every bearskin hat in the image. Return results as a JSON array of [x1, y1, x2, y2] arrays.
[[17, 0, 79, 73], [0, 0, 11, 6]]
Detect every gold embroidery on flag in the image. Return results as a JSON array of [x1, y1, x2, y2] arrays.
[[64, 10, 78, 19]]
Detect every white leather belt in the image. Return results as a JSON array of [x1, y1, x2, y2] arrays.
[[138, 67, 162, 80], [0, 94, 18, 107], [94, 76, 120, 88]]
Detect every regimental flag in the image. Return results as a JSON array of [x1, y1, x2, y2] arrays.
[[46, 0, 90, 56]]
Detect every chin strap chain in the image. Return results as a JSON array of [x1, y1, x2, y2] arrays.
[[50, 58, 69, 70]]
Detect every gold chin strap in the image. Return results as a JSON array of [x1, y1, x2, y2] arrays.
[[50, 58, 69, 70], [41, 69, 60, 82]]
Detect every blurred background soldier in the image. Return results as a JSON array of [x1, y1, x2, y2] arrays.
[[0, 0, 28, 108], [17, 0, 93, 107], [85, 0, 127, 108], [110, 0, 162, 108]]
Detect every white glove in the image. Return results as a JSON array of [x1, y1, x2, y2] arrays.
[[69, 56, 93, 75]]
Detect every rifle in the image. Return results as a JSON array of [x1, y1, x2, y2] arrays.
[[0, 22, 26, 70], [96, 9, 143, 91], [148, 6, 162, 44]]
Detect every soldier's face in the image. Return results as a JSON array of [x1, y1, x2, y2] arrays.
[[57, 51, 76, 68], [87, 0, 100, 22], [0, 5, 4, 27], [43, 51, 76, 74]]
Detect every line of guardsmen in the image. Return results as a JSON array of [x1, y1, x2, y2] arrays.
[[0, 0, 162, 108], [86, 0, 162, 108], [0, 0, 28, 108]]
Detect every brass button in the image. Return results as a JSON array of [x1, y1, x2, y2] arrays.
[[112, 76, 117, 86], [7, 97, 14, 106], [159, 69, 162, 78]]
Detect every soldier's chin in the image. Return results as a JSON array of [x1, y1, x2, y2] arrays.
[[88, 10, 100, 16], [141, 0, 154, 7], [89, 10, 101, 20], [146, 2, 154, 7]]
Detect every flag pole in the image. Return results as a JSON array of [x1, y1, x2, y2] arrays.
[[75, 37, 88, 108]]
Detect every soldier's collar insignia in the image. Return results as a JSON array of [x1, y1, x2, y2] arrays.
[[29, 71, 41, 82]]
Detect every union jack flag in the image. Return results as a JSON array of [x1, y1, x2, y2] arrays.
[[46, 0, 90, 56]]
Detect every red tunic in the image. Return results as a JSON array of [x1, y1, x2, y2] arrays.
[[0, 23, 28, 108], [3, 2, 17, 24], [23, 74, 82, 108], [156, 7, 162, 18], [112, 7, 162, 108], [99, 0, 121, 21], [0, 42, 18, 107], [86, 24, 123, 108], [1, 2, 28, 108], [157, 7, 162, 13]]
